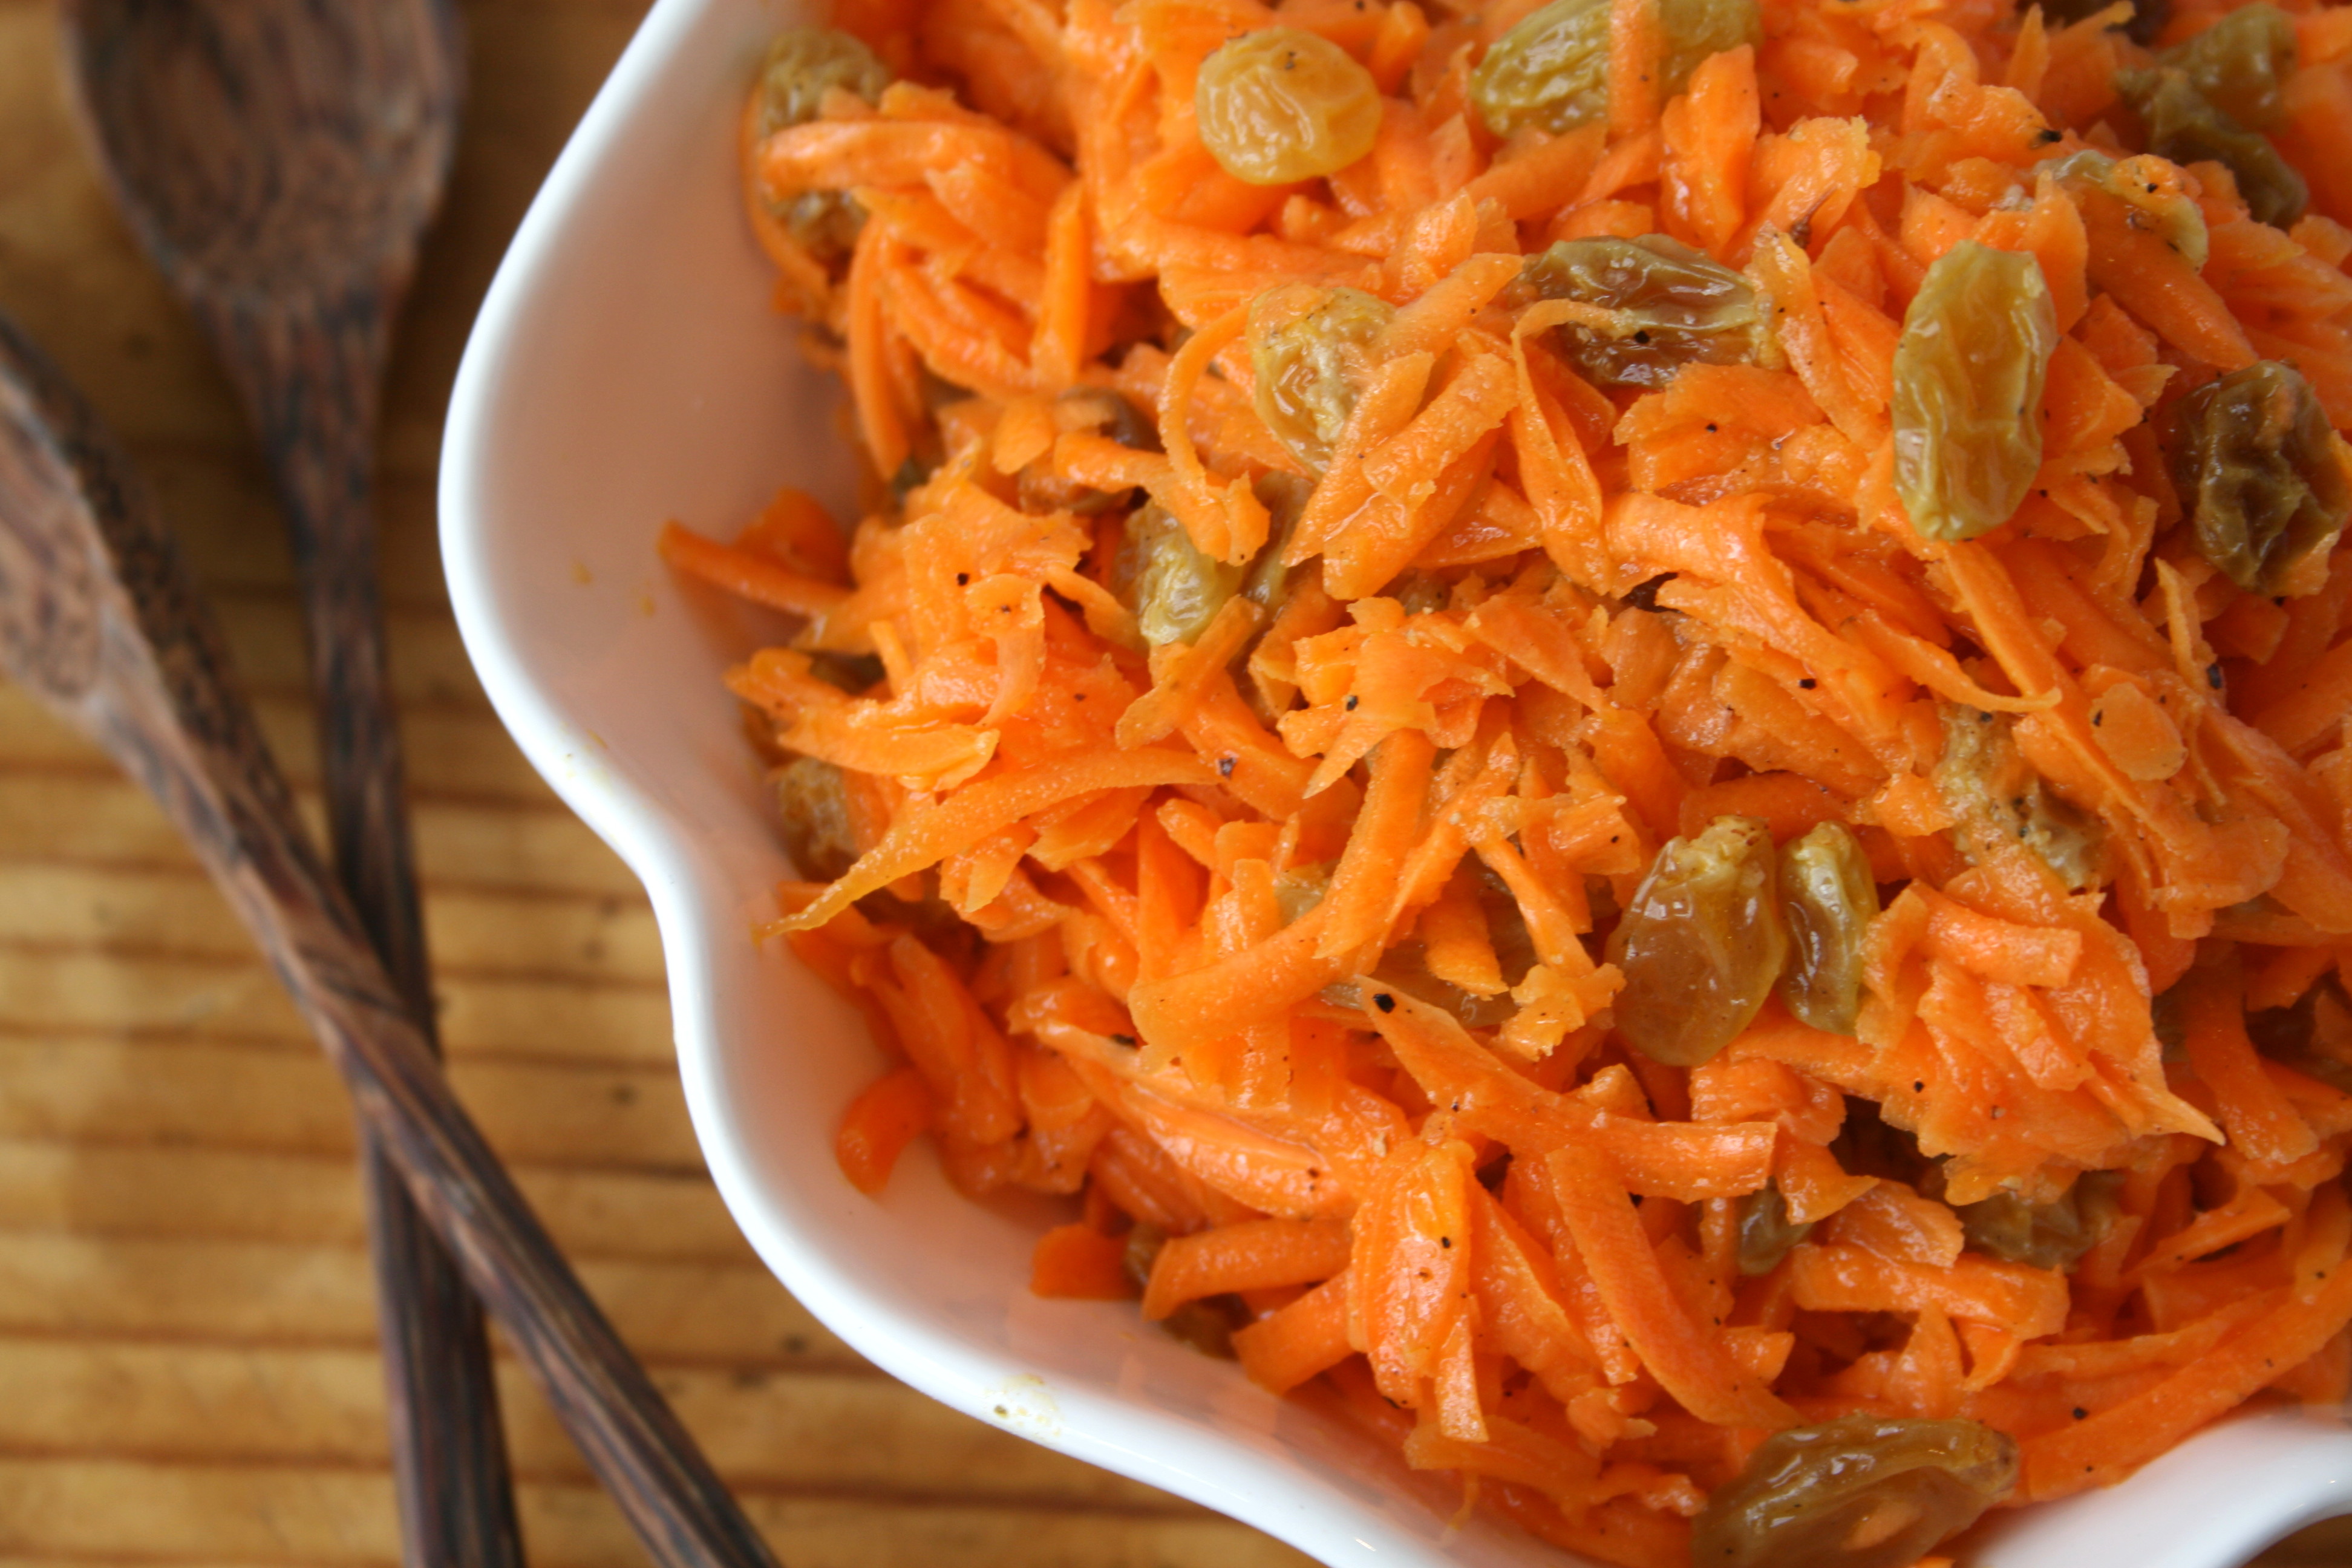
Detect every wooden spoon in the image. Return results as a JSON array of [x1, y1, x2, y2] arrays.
[[56, 7, 506, 1561], [0, 318, 782, 1568]]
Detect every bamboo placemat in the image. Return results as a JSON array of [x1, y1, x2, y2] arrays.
[[0, 1, 2341, 1563]]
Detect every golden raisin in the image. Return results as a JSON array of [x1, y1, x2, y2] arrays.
[[2115, 67, 2307, 227], [1196, 30, 1382, 186], [2169, 360, 2351, 596], [1736, 1181, 1814, 1276], [772, 756, 860, 880], [1777, 822, 1877, 1037], [756, 27, 890, 135], [1248, 283, 1396, 471], [1933, 706, 2105, 892], [2161, 2, 2296, 129], [1891, 241, 2056, 543], [1693, 1416, 2019, 1568], [1515, 235, 1770, 390], [755, 28, 892, 258], [1018, 388, 1159, 515], [1606, 815, 1788, 1067], [1471, 0, 1760, 136], [1957, 1174, 2120, 1272], [1112, 503, 1243, 647]]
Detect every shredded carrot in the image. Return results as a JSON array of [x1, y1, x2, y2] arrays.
[[1143, 1215, 1353, 1318], [1550, 1143, 1798, 1429], [1234, 1271, 1355, 1391], [702, 0, 2352, 1555], [659, 521, 852, 619], [835, 1064, 932, 1194], [1031, 1221, 1137, 1298]]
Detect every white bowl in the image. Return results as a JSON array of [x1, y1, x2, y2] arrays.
[[438, 3, 2352, 1562]]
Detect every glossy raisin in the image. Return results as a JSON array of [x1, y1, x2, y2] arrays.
[[1892, 241, 2056, 543], [1933, 707, 2104, 891], [1736, 1181, 1814, 1276], [2169, 360, 2350, 596], [1112, 503, 1243, 647], [1197, 29, 1381, 186], [1323, 940, 1519, 1028], [1659, 0, 1766, 99], [2161, 3, 2296, 128], [1018, 388, 1160, 515], [1515, 235, 1769, 390], [1778, 822, 1877, 1037], [773, 756, 860, 880], [1471, 0, 1760, 136], [1249, 283, 1396, 471], [1958, 1174, 2120, 1271], [1059, 385, 1159, 452], [756, 27, 890, 134], [1471, 0, 1609, 135], [1606, 816, 1788, 1067], [2115, 67, 2307, 227], [1243, 470, 1315, 618], [756, 28, 892, 258], [1694, 1416, 2017, 1568]]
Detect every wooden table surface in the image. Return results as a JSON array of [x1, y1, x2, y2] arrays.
[[0, 2, 2344, 1564]]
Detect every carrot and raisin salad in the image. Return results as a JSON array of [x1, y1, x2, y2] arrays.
[[665, 0, 2352, 1557]]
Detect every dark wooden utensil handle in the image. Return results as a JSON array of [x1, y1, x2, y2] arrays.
[[0, 315, 782, 1568], [201, 300, 424, 992], [205, 290, 524, 1568]]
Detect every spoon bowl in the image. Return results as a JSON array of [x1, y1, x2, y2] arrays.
[[66, 0, 457, 301]]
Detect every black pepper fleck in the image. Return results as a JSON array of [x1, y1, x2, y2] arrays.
[[1373, 992, 1396, 1013]]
